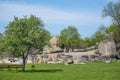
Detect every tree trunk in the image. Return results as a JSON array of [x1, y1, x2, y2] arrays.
[[22, 53, 25, 72], [21, 51, 29, 72]]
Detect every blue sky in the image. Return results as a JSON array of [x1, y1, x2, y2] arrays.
[[0, 0, 118, 38]]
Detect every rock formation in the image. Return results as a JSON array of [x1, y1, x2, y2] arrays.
[[97, 32, 116, 56], [43, 36, 63, 54]]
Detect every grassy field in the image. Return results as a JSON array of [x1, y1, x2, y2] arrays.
[[0, 62, 120, 80]]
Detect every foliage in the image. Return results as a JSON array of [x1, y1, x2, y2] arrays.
[[0, 33, 6, 55], [79, 38, 93, 48], [102, 1, 120, 25], [78, 39, 88, 48], [4, 15, 51, 71], [58, 26, 80, 51], [106, 24, 120, 43], [91, 25, 106, 44], [0, 62, 120, 80], [102, 1, 120, 44], [84, 37, 93, 47]]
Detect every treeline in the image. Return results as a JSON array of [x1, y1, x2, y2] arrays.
[[0, 1, 119, 71], [58, 1, 120, 50]]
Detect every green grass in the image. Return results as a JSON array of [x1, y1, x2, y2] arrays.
[[0, 62, 120, 80]]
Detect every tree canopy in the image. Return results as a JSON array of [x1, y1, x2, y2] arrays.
[[103, 1, 120, 43], [58, 26, 80, 51], [106, 24, 120, 43], [92, 25, 106, 44], [102, 1, 120, 25], [4, 15, 51, 71]]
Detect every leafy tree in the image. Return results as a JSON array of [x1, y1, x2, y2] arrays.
[[84, 37, 93, 47], [0, 33, 8, 60], [103, 1, 120, 43], [78, 38, 89, 48], [5, 15, 51, 71], [58, 26, 80, 51], [102, 1, 120, 25], [106, 24, 120, 43], [0, 33, 4, 54], [92, 25, 106, 44]]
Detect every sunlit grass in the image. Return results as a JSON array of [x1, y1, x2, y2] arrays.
[[0, 62, 120, 80]]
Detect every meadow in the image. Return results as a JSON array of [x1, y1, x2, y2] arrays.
[[0, 62, 120, 80]]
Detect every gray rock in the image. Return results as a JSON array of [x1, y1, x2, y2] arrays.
[[81, 55, 89, 62], [97, 32, 116, 57], [73, 56, 81, 64], [57, 54, 73, 64], [27, 54, 35, 64]]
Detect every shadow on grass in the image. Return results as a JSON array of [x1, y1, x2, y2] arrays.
[[18, 69, 63, 73]]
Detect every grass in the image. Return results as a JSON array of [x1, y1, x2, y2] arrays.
[[0, 62, 120, 80]]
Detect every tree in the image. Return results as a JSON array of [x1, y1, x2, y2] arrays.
[[102, 1, 120, 43], [106, 24, 120, 43], [92, 25, 106, 44], [0, 33, 7, 60], [0, 33, 4, 54], [102, 1, 120, 25], [84, 37, 93, 47], [58, 26, 80, 51], [5, 15, 51, 71]]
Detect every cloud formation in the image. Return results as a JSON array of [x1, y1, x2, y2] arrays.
[[0, 3, 111, 26], [0, 2, 112, 37]]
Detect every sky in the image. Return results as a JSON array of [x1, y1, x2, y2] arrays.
[[0, 0, 119, 38]]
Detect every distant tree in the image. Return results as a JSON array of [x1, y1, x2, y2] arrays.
[[0, 33, 2, 39], [58, 26, 80, 51], [84, 37, 93, 47], [102, 1, 120, 43], [92, 25, 106, 43], [5, 15, 51, 71], [78, 38, 90, 48], [0, 33, 4, 54], [102, 1, 120, 25], [106, 24, 120, 43]]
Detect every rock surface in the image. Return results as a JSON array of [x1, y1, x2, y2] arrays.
[[97, 32, 116, 56]]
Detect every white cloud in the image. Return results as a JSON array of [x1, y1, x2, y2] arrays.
[[106, 0, 119, 2], [0, 3, 111, 27]]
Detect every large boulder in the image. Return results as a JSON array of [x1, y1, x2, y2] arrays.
[[43, 36, 63, 53], [97, 32, 116, 57]]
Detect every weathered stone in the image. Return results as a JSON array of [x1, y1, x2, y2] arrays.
[[41, 53, 48, 63], [43, 46, 51, 54], [27, 54, 34, 64], [73, 56, 81, 64], [43, 36, 63, 53], [97, 32, 116, 56], [57, 54, 73, 64], [81, 55, 89, 62], [74, 46, 95, 52]]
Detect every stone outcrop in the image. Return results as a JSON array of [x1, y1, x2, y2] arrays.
[[57, 54, 73, 64], [43, 36, 63, 54], [27, 54, 35, 64], [97, 32, 116, 56]]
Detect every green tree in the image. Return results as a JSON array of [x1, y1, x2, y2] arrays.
[[5, 15, 51, 71], [78, 38, 90, 48], [92, 25, 106, 44], [106, 24, 120, 43], [0, 33, 8, 60], [102, 1, 120, 25], [0, 33, 4, 54], [103, 1, 120, 43], [84, 37, 93, 47], [58, 26, 80, 51]]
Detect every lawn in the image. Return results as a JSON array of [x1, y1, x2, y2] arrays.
[[0, 62, 120, 80]]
